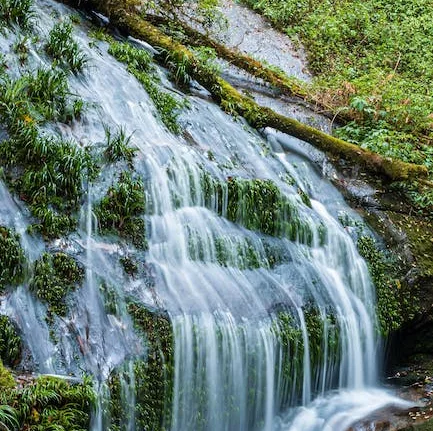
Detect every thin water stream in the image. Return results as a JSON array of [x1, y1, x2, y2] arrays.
[[0, 1, 411, 429]]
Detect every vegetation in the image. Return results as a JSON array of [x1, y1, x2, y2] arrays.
[[0, 315, 21, 366], [109, 302, 174, 430], [45, 20, 88, 73], [242, 0, 433, 199], [119, 255, 139, 277], [0, 226, 25, 291], [95, 172, 147, 249], [0, 0, 34, 29], [357, 235, 418, 335], [202, 173, 323, 245], [104, 125, 137, 166], [29, 252, 84, 316], [0, 68, 94, 238], [0, 373, 95, 430]]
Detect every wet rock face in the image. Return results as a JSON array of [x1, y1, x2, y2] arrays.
[[322, 159, 433, 377]]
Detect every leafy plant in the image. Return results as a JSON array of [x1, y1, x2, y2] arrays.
[[104, 125, 137, 165], [45, 20, 87, 73], [0, 0, 34, 29]]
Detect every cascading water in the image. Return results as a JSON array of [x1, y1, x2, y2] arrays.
[[0, 0, 410, 430]]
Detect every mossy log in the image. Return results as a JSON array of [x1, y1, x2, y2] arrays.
[[144, 15, 310, 98], [59, 0, 428, 181]]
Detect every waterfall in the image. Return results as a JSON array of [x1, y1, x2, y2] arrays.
[[0, 0, 410, 430]]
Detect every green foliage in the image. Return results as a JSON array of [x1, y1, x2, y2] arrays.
[[0, 226, 25, 291], [0, 68, 94, 238], [29, 252, 84, 316], [104, 125, 137, 165], [13, 35, 31, 65], [45, 20, 87, 73], [108, 41, 153, 73], [0, 315, 21, 366], [0, 374, 95, 430], [242, 0, 433, 169], [0, 0, 34, 29], [94, 172, 147, 249], [190, 46, 221, 76], [0, 403, 19, 430], [108, 41, 186, 134], [357, 235, 416, 335], [119, 255, 138, 277]]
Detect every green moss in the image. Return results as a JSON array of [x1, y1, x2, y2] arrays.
[[202, 173, 321, 245], [95, 172, 147, 249], [29, 252, 84, 316], [108, 303, 174, 430], [0, 315, 21, 366], [0, 360, 15, 390], [357, 235, 417, 335], [0, 226, 25, 291], [387, 213, 433, 278], [271, 307, 340, 403]]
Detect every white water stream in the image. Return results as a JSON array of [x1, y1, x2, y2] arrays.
[[0, 1, 410, 430]]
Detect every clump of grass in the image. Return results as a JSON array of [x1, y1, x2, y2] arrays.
[[104, 125, 137, 165], [0, 0, 34, 29], [0, 226, 25, 291], [95, 172, 147, 249], [45, 20, 87, 73], [109, 41, 186, 134], [29, 252, 84, 316]]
